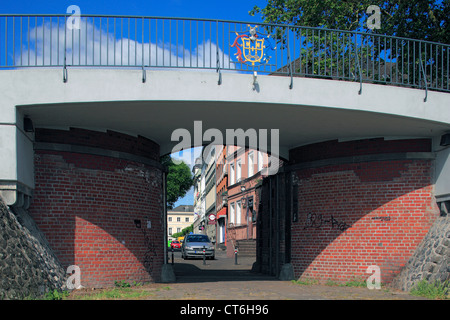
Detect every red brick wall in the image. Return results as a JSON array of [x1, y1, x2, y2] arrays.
[[35, 128, 159, 161], [290, 138, 438, 284], [289, 138, 431, 164], [29, 128, 164, 288]]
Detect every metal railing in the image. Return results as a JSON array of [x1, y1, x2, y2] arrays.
[[0, 14, 449, 95]]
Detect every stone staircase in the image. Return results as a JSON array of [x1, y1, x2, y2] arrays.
[[236, 239, 256, 257]]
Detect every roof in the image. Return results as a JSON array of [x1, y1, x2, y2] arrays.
[[168, 205, 194, 213]]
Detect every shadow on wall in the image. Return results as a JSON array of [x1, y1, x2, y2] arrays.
[[257, 138, 439, 285], [29, 151, 164, 288], [27, 128, 165, 288], [292, 160, 437, 284]]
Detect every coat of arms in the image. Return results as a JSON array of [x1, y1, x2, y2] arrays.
[[231, 25, 275, 67]]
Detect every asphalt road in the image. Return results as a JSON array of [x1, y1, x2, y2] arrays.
[[170, 250, 273, 283]]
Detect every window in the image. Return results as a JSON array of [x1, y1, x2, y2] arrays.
[[168, 228, 172, 235], [236, 159, 242, 181], [168, 217, 172, 222], [236, 201, 242, 225], [230, 163, 235, 185], [186, 234, 210, 242], [177, 217, 181, 222], [185, 217, 189, 222], [177, 228, 181, 233], [248, 151, 254, 177], [230, 202, 235, 224]]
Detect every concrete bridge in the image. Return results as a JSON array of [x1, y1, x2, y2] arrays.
[[1, 15, 449, 289]]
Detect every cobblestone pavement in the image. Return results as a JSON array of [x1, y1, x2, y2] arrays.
[[143, 250, 426, 300]]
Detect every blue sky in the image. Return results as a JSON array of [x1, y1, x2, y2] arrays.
[[0, 0, 266, 207], [1, 0, 266, 22]]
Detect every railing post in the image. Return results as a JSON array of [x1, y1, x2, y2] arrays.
[[63, 58, 68, 83], [419, 41, 428, 102], [287, 26, 293, 89], [216, 20, 222, 85], [63, 14, 68, 83], [355, 33, 362, 95], [419, 58, 428, 102], [142, 65, 146, 83], [142, 17, 146, 83]]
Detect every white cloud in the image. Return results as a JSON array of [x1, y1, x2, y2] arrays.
[[171, 146, 203, 169], [16, 19, 235, 70]]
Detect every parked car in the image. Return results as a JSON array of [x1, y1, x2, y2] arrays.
[[170, 240, 182, 250], [181, 234, 215, 260]]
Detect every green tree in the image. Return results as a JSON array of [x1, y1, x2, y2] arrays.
[[250, 0, 449, 90], [250, 0, 449, 44], [161, 155, 193, 209], [171, 224, 194, 239]]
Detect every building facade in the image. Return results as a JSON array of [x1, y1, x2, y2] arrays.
[[192, 157, 203, 234], [204, 147, 217, 243], [193, 145, 270, 255], [215, 145, 228, 250], [226, 146, 269, 257], [167, 205, 194, 241]]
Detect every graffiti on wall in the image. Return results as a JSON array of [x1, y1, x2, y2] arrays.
[[371, 216, 391, 222], [303, 212, 351, 231]]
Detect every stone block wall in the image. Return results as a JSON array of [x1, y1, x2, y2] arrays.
[[0, 199, 66, 299], [392, 216, 450, 291]]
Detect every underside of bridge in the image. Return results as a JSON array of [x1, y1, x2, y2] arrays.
[[1, 69, 450, 288]]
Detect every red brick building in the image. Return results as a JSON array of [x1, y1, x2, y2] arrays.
[[215, 146, 228, 250], [226, 146, 269, 257]]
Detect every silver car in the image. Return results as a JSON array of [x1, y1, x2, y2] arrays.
[[181, 234, 215, 260]]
